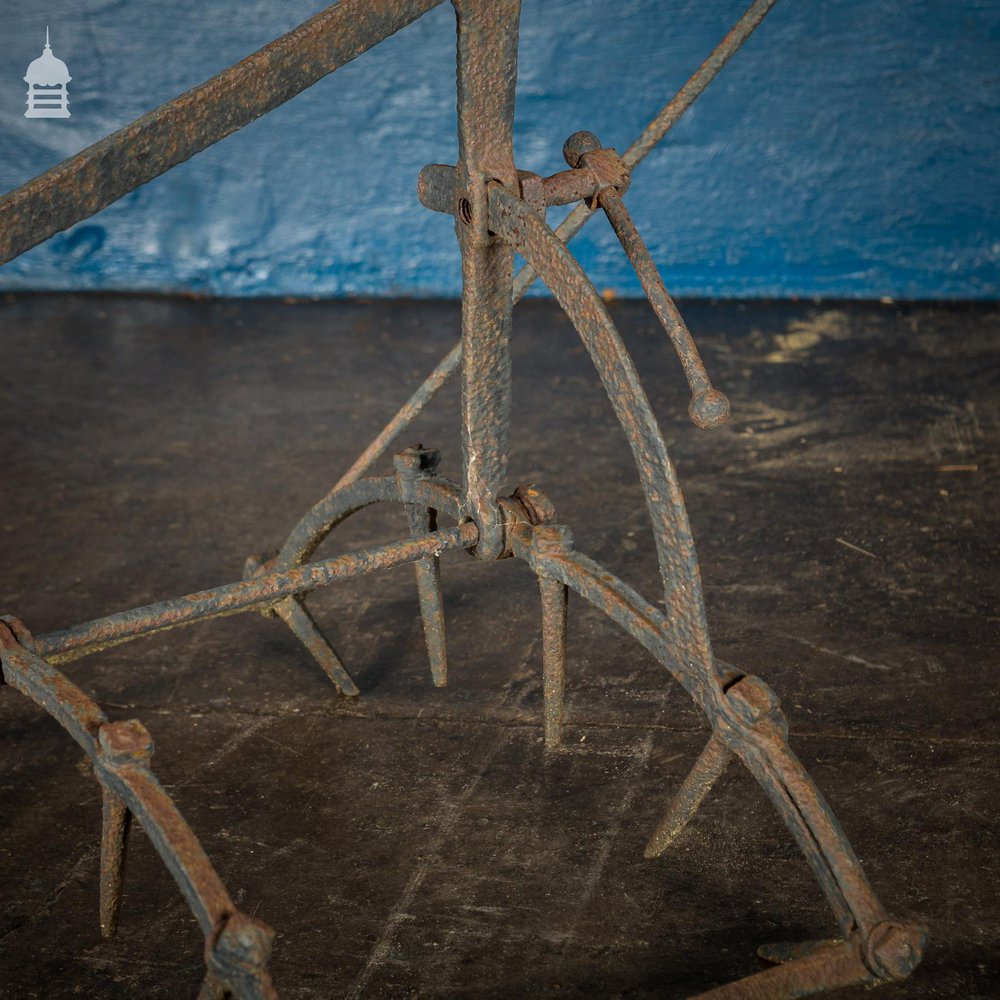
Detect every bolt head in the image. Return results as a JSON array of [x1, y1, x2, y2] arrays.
[[865, 921, 926, 981], [512, 483, 555, 526], [99, 719, 154, 760], [395, 445, 440, 474], [563, 131, 601, 168]]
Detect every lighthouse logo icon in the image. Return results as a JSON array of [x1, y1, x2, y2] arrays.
[[24, 27, 71, 118]]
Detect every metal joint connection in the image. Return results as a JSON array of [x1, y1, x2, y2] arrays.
[[718, 673, 790, 743], [864, 921, 928, 982]]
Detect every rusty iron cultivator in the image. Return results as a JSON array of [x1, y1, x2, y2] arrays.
[[0, 1, 927, 997]]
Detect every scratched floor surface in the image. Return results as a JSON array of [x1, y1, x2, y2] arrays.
[[0, 295, 997, 998]]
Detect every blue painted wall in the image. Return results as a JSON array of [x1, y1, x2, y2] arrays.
[[0, 1, 997, 298]]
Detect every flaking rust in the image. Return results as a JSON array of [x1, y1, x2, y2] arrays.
[[0, 1, 926, 997]]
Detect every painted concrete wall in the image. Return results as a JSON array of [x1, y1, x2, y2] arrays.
[[0, 1, 997, 298]]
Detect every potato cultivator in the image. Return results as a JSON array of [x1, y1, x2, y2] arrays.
[[0, 1, 926, 996]]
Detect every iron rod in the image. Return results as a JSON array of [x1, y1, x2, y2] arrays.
[[452, 0, 522, 560], [0, 0, 446, 265], [35, 523, 478, 661], [406, 505, 449, 687], [692, 939, 874, 999], [599, 192, 710, 398]]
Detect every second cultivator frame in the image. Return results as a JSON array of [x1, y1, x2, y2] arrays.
[[0, 1, 927, 996]]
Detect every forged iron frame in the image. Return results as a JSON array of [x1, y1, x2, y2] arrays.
[[0, 1, 927, 997]]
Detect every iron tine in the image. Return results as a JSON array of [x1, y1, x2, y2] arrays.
[[529, 523, 572, 749], [644, 732, 732, 859], [274, 596, 360, 697], [408, 506, 448, 687], [538, 574, 568, 749], [395, 447, 449, 687], [527, 524, 572, 750], [98, 784, 131, 938]]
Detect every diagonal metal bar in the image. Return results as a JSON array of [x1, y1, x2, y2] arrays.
[[321, 0, 781, 491], [599, 189, 731, 429], [644, 732, 732, 859], [273, 595, 361, 696], [34, 522, 478, 663], [692, 939, 876, 999], [0, 0, 446, 265]]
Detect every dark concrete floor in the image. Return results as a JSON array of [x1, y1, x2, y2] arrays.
[[0, 294, 997, 999]]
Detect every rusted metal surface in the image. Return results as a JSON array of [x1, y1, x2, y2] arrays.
[[396, 447, 450, 687], [452, 0, 521, 561], [35, 520, 478, 663], [644, 732, 732, 859], [506, 517, 926, 993], [339, 0, 782, 492], [488, 181, 719, 680], [0, 618, 277, 998], [598, 182, 731, 429], [0, 0, 926, 996], [531, 524, 571, 749], [99, 782, 131, 938], [693, 939, 875, 998]]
